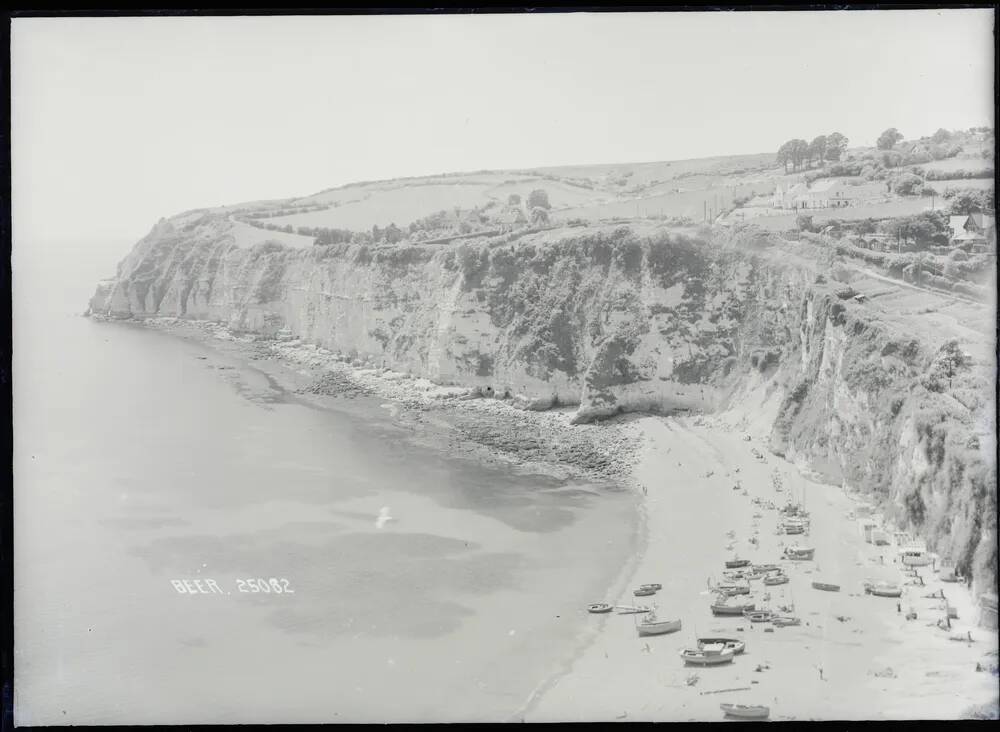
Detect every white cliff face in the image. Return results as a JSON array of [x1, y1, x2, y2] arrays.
[[89, 212, 996, 592]]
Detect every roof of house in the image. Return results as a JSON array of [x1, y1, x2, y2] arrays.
[[808, 179, 845, 193], [969, 212, 996, 230]]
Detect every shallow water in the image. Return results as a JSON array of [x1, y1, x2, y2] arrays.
[[13, 243, 638, 724]]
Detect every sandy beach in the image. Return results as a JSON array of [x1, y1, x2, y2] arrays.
[[522, 407, 999, 721]]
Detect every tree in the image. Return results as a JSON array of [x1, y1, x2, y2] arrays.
[[796, 214, 815, 232], [893, 172, 924, 196], [808, 135, 828, 166], [778, 139, 809, 172], [384, 223, 404, 244], [877, 127, 904, 150], [531, 207, 550, 226], [826, 132, 849, 161], [507, 193, 521, 206], [931, 128, 953, 144], [527, 189, 551, 210], [777, 140, 795, 173], [947, 189, 995, 214]]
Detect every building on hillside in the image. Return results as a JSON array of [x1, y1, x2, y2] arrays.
[[773, 179, 889, 210], [948, 212, 996, 252]]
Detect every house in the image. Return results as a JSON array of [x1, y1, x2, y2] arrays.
[[949, 212, 996, 252], [773, 179, 889, 210]]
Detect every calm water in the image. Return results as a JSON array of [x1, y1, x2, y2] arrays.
[[13, 243, 637, 724]]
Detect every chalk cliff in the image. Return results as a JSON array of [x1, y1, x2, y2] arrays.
[[89, 210, 996, 595]]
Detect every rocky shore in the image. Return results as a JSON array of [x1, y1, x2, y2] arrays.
[[110, 315, 641, 487]]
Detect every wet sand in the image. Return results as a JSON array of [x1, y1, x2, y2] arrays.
[[522, 411, 999, 721]]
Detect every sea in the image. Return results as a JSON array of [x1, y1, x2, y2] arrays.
[[12, 239, 638, 724]]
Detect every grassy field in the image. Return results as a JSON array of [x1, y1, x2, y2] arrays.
[[231, 220, 316, 249], [913, 157, 994, 174], [746, 197, 937, 231]]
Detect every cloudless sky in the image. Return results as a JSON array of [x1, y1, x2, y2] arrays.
[[11, 8, 996, 255]]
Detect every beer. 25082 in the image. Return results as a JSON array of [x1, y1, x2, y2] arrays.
[[237, 578, 295, 593]]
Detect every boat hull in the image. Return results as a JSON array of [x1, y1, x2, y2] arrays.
[[698, 637, 746, 654], [811, 582, 840, 592], [721, 704, 770, 720], [681, 649, 735, 666], [637, 619, 682, 636], [763, 575, 789, 586], [711, 603, 755, 616]]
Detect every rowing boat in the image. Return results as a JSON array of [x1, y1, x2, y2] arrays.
[[711, 601, 755, 616], [720, 703, 770, 720], [637, 615, 682, 636], [811, 581, 840, 592], [680, 647, 735, 666], [763, 573, 789, 586]]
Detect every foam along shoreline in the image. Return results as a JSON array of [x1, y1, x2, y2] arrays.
[[522, 412, 999, 722]]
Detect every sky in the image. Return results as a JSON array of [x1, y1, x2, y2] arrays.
[[11, 8, 996, 256]]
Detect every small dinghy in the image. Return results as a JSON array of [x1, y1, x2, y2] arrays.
[[616, 605, 652, 614], [697, 637, 746, 655], [720, 703, 770, 720], [772, 616, 801, 627], [811, 581, 841, 592], [725, 558, 751, 569], [711, 601, 755, 616], [633, 587, 657, 597], [717, 584, 751, 596], [743, 610, 773, 623], [587, 603, 613, 613], [763, 573, 790, 586], [638, 583, 662, 591], [680, 646, 735, 666], [637, 614, 682, 636]]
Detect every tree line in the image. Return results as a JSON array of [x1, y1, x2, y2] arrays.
[[776, 132, 849, 172]]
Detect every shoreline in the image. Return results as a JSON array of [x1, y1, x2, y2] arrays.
[[88, 314, 999, 721]]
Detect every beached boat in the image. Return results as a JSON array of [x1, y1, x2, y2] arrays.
[[638, 583, 662, 591], [763, 573, 790, 586], [772, 616, 801, 627], [743, 610, 773, 622], [633, 587, 657, 597], [782, 525, 805, 535], [720, 704, 770, 720], [711, 601, 756, 616], [587, 603, 613, 613], [637, 615, 682, 636], [716, 584, 751, 596], [752, 564, 781, 573], [811, 581, 841, 592], [697, 637, 746, 655], [616, 605, 652, 614], [725, 558, 751, 569], [784, 546, 815, 560], [680, 647, 735, 666], [864, 581, 902, 598]]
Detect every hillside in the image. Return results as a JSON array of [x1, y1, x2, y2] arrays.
[[87, 207, 996, 598]]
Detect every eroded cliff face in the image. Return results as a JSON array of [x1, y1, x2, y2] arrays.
[[89, 211, 997, 594]]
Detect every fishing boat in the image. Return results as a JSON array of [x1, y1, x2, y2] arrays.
[[698, 637, 746, 654], [811, 581, 841, 592], [716, 584, 751, 596], [637, 614, 682, 636], [711, 601, 756, 616], [616, 605, 653, 614], [763, 573, 790, 586], [743, 610, 773, 623], [772, 616, 801, 627], [633, 587, 657, 597], [679, 646, 735, 666], [638, 583, 662, 591], [864, 581, 902, 598], [720, 704, 770, 720], [587, 603, 613, 613], [752, 563, 781, 574], [784, 546, 815, 560], [725, 558, 751, 569]]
